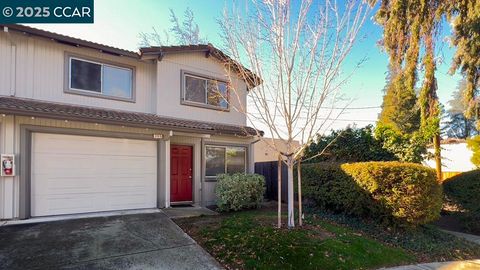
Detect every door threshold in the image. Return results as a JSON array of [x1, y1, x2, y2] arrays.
[[1, 208, 161, 226], [170, 201, 194, 206]]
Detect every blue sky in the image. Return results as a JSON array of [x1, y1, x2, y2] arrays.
[[29, 0, 461, 130]]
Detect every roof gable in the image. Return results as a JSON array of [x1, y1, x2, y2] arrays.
[[140, 44, 260, 89], [1, 25, 260, 88]]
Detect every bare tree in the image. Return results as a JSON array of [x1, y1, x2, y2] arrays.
[[139, 8, 206, 47], [219, 0, 371, 228]]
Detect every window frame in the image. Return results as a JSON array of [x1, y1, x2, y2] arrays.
[[204, 144, 247, 180], [64, 52, 136, 102], [181, 70, 230, 111]]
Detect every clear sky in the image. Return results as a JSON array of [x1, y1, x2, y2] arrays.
[[28, 0, 461, 132]]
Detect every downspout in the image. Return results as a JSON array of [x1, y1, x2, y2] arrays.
[[248, 136, 261, 174], [200, 137, 205, 207]]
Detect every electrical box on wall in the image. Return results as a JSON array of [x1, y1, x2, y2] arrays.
[[1, 154, 15, 177]]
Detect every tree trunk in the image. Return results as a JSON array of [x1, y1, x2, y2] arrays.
[[297, 160, 303, 226], [434, 134, 442, 182], [287, 158, 295, 228], [277, 155, 282, 228]]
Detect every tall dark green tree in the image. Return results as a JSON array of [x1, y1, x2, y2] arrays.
[[375, 0, 443, 174], [447, 0, 480, 121], [374, 0, 479, 180]]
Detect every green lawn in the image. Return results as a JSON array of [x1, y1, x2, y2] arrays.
[[175, 210, 414, 270]]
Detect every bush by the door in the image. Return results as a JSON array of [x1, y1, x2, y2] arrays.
[[215, 173, 265, 212], [302, 162, 443, 225]]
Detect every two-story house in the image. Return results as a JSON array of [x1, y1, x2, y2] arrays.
[[0, 24, 261, 220]]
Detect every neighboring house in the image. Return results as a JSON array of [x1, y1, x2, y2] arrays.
[[0, 24, 261, 220], [423, 138, 477, 179], [254, 138, 300, 162]]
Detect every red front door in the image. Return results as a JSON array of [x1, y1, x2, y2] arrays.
[[170, 145, 193, 202]]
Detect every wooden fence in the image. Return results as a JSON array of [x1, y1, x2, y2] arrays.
[[254, 161, 288, 202]]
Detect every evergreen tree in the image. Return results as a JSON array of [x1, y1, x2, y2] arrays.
[[375, 0, 442, 171], [374, 0, 479, 179], [447, 0, 480, 121], [445, 81, 478, 138]]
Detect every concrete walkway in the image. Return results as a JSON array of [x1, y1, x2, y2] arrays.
[[163, 206, 218, 219], [0, 212, 222, 270], [441, 229, 480, 246], [379, 260, 480, 270]]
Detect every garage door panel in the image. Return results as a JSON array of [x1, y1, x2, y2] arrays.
[[31, 133, 158, 217], [106, 193, 155, 207], [33, 194, 98, 216], [32, 175, 157, 194], [33, 136, 156, 156], [33, 155, 157, 173]]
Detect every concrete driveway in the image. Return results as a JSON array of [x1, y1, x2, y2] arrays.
[[0, 212, 222, 270]]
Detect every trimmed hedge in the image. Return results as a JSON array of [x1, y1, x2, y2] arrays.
[[215, 173, 265, 212], [443, 170, 480, 234], [302, 161, 443, 225]]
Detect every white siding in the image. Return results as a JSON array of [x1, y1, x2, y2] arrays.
[[0, 32, 14, 96], [0, 31, 157, 114], [0, 116, 16, 219], [157, 53, 248, 126], [0, 29, 256, 218], [0, 31, 249, 126]]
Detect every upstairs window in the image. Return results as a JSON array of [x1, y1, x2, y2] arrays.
[[183, 72, 229, 110], [68, 56, 134, 100]]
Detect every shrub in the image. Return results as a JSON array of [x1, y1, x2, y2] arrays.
[[302, 161, 443, 225], [443, 170, 480, 234], [374, 125, 427, 163], [467, 136, 480, 168], [215, 173, 265, 212], [303, 125, 397, 163]]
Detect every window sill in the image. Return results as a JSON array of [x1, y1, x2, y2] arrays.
[[64, 89, 136, 103], [181, 100, 230, 112], [204, 176, 218, 182]]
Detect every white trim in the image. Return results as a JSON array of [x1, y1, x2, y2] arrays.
[[164, 140, 171, 208]]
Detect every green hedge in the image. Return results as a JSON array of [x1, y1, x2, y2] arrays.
[[215, 173, 265, 212], [443, 170, 480, 234], [302, 161, 443, 225]]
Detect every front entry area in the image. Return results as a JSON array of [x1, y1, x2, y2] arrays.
[[170, 145, 193, 203]]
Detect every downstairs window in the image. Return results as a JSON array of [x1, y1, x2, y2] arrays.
[[205, 145, 246, 178]]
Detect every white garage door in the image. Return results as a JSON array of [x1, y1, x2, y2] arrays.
[[31, 133, 157, 217]]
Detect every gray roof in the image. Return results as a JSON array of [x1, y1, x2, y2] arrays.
[[0, 96, 262, 137], [1, 24, 139, 58]]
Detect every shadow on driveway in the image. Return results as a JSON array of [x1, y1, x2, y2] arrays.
[[0, 212, 222, 270]]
